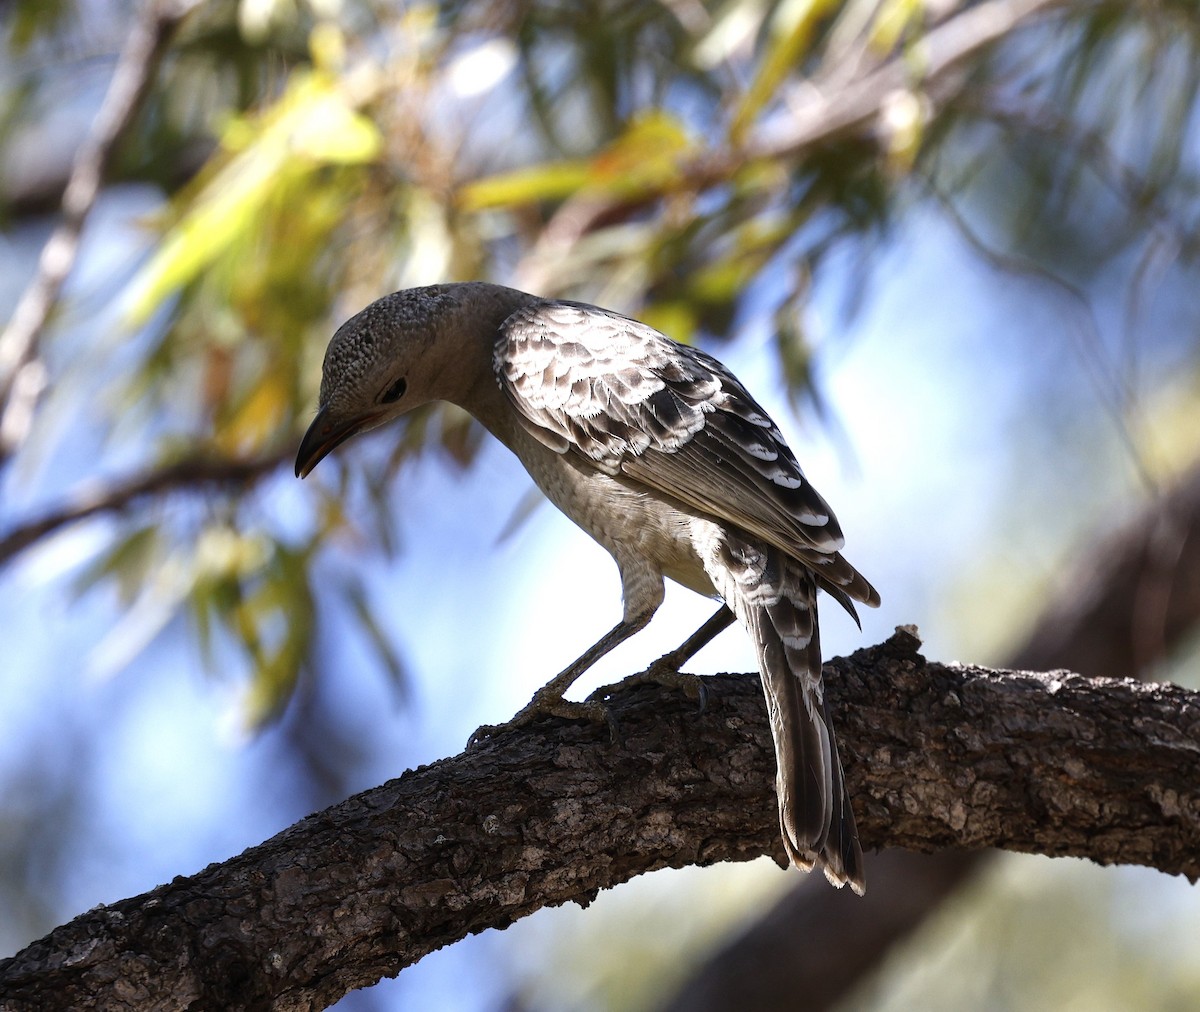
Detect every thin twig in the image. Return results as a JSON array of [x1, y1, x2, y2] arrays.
[[0, 0, 203, 470], [931, 184, 1158, 493], [0, 450, 287, 569], [963, 93, 1200, 262], [516, 0, 1068, 292]]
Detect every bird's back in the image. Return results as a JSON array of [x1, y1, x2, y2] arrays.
[[493, 297, 878, 616]]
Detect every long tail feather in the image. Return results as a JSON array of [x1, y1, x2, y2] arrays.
[[715, 534, 865, 893]]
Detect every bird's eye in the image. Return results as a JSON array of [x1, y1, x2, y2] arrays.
[[381, 376, 407, 404]]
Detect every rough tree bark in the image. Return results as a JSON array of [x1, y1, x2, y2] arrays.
[[2, 629, 1197, 1011], [662, 460, 1200, 1012]]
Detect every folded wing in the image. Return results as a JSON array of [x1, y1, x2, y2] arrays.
[[495, 299, 879, 612]]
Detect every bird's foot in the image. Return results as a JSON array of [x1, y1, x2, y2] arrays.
[[467, 689, 619, 749], [588, 658, 708, 713]]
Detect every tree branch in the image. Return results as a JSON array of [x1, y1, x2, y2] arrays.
[[516, 0, 1068, 292], [2, 629, 1197, 1011], [0, 0, 203, 469], [663, 456, 1200, 1012], [748, 0, 1069, 161], [0, 451, 287, 569]]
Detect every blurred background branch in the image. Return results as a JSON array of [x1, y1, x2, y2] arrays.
[[0, 449, 285, 567], [0, 0, 203, 467]]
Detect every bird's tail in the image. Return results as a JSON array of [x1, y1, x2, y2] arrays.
[[715, 535, 865, 894]]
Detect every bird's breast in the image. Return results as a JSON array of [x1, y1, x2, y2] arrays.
[[514, 437, 718, 599]]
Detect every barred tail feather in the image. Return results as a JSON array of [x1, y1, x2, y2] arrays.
[[709, 533, 865, 893], [736, 560, 863, 895], [755, 605, 831, 870], [819, 688, 865, 894]]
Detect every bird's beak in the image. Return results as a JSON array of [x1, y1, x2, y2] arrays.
[[295, 406, 379, 478]]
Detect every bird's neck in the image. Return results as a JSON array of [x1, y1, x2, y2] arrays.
[[440, 283, 538, 444]]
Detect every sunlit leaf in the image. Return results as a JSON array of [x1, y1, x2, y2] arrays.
[[459, 161, 593, 210], [460, 111, 693, 210], [591, 111, 692, 190], [731, 0, 841, 141], [639, 301, 697, 345], [879, 88, 928, 175], [126, 70, 381, 324], [193, 525, 271, 579], [215, 373, 291, 454], [869, 0, 924, 54], [289, 93, 381, 164]]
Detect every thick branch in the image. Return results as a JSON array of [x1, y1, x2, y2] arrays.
[[664, 457, 1200, 1012], [2, 630, 1197, 1011]]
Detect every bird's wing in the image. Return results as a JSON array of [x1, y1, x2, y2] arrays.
[[495, 300, 879, 608]]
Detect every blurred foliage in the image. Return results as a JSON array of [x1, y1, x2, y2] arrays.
[[5, 0, 75, 51], [3, 0, 1200, 725]]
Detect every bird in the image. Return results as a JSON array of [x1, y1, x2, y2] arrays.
[[295, 281, 879, 893]]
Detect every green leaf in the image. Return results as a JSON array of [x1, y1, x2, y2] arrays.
[[461, 111, 693, 210], [290, 91, 382, 164], [869, 0, 924, 54], [731, 0, 841, 141], [7, 0, 72, 51], [71, 525, 161, 606], [238, 543, 316, 729], [639, 301, 697, 345], [125, 70, 381, 324], [459, 161, 593, 210]]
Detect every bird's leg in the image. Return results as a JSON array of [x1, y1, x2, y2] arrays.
[[648, 604, 735, 674], [467, 613, 651, 747], [589, 605, 735, 711]]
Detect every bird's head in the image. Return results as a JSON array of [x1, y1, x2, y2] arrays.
[[295, 286, 486, 478]]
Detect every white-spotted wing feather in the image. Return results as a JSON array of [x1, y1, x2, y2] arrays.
[[496, 300, 879, 611]]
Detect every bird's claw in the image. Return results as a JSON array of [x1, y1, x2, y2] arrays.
[[588, 662, 708, 714], [467, 692, 622, 749], [660, 668, 708, 713]]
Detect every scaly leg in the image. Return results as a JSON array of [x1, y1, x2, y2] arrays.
[[589, 605, 735, 708], [467, 612, 651, 747], [649, 605, 735, 673]]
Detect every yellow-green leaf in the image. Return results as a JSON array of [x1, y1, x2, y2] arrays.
[[732, 0, 841, 142], [126, 71, 380, 324], [869, 0, 924, 54], [216, 374, 291, 454], [290, 93, 381, 163], [592, 111, 692, 192], [461, 111, 694, 210], [639, 301, 697, 345], [459, 161, 593, 210]]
